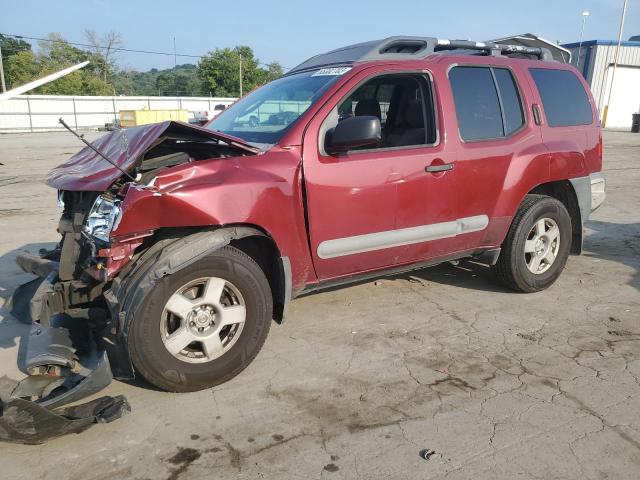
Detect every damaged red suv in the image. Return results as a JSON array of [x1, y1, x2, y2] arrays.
[[14, 37, 605, 398]]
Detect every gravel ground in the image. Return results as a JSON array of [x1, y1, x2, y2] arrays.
[[0, 130, 639, 480]]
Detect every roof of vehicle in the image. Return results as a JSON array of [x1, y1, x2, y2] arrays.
[[287, 36, 555, 75]]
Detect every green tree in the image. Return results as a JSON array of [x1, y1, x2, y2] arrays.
[[4, 50, 39, 89], [263, 61, 284, 82], [0, 34, 31, 57], [156, 64, 204, 96], [33, 33, 113, 95], [198, 46, 283, 97], [1, 34, 36, 89]]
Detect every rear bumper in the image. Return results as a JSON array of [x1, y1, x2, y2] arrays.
[[589, 172, 606, 213], [570, 172, 606, 225]]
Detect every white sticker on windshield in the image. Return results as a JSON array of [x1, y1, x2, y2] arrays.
[[312, 67, 352, 77]]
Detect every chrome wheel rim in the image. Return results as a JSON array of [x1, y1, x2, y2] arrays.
[[524, 217, 560, 274], [160, 277, 246, 363]]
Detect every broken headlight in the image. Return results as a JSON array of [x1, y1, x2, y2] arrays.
[[83, 196, 122, 243]]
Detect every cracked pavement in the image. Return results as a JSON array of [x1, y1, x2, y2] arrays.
[[0, 131, 639, 479]]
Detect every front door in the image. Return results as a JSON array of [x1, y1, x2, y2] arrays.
[[302, 69, 456, 280]]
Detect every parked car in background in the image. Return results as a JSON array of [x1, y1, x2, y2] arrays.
[[188, 111, 210, 126]]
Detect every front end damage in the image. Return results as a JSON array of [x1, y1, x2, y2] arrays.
[[3, 192, 132, 443], [2, 121, 258, 443]]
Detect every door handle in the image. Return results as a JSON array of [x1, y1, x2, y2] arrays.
[[425, 163, 454, 173], [532, 104, 542, 125]]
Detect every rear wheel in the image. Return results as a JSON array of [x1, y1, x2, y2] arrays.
[[492, 194, 572, 292], [128, 245, 272, 392]]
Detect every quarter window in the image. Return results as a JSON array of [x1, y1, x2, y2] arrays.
[[529, 68, 593, 127], [449, 66, 525, 141], [494, 69, 525, 135]]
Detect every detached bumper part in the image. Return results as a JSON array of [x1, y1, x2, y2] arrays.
[[12, 346, 113, 409], [0, 395, 130, 445], [0, 253, 130, 444]]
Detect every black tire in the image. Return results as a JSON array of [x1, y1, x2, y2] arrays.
[[492, 194, 572, 293], [128, 245, 272, 392]]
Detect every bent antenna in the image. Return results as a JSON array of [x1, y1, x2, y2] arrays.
[[58, 118, 137, 183]]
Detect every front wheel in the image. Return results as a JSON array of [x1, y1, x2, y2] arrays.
[[492, 194, 572, 293], [128, 245, 272, 392]]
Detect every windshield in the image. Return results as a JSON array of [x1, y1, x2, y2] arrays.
[[206, 69, 348, 148]]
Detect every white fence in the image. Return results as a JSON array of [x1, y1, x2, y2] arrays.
[[0, 95, 238, 132]]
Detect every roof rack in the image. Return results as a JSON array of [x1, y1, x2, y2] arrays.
[[287, 36, 554, 74]]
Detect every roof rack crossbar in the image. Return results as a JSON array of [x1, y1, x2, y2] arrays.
[[287, 36, 555, 74]]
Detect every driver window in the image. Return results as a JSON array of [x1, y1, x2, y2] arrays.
[[323, 74, 435, 153]]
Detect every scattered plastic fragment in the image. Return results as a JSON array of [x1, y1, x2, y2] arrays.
[[419, 448, 437, 461]]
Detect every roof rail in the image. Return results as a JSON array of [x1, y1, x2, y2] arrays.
[[434, 39, 554, 62], [287, 36, 554, 74]]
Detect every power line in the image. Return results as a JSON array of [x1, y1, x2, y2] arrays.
[[0, 32, 286, 69]]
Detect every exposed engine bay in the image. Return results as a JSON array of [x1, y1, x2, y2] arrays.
[[137, 135, 247, 184]]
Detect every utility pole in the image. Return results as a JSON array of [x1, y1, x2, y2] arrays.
[[173, 36, 178, 98], [0, 44, 7, 93], [603, 0, 628, 128], [239, 53, 243, 97], [576, 11, 590, 71]]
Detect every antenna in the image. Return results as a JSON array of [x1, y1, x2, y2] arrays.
[[58, 118, 137, 183]]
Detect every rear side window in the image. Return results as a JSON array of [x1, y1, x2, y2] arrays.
[[529, 68, 592, 127], [449, 67, 524, 141]]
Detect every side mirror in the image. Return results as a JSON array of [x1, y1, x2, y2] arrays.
[[326, 116, 381, 154]]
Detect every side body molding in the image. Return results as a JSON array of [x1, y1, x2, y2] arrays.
[[317, 215, 489, 259]]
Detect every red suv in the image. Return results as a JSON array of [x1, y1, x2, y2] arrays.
[[15, 37, 606, 397]]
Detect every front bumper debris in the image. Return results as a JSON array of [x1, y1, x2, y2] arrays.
[[1, 252, 130, 444], [0, 395, 130, 445]]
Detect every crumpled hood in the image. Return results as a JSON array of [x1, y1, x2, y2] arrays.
[[47, 121, 257, 191]]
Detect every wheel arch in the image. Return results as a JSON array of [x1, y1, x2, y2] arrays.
[[528, 180, 583, 254], [140, 224, 292, 324], [107, 224, 291, 376]]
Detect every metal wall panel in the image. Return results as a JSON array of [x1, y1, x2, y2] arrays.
[[591, 45, 640, 123], [0, 95, 237, 132], [567, 44, 640, 126]]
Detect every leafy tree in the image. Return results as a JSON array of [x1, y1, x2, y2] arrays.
[[198, 46, 283, 97], [34, 34, 112, 95], [0, 34, 31, 57], [4, 50, 39, 89], [156, 64, 204, 96], [111, 64, 205, 96], [37, 33, 91, 66], [1, 32, 283, 97], [1, 34, 35, 89]]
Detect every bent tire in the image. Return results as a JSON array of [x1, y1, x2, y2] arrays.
[[128, 245, 272, 392], [492, 194, 572, 293]]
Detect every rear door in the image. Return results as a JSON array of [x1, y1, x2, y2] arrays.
[[447, 62, 548, 251]]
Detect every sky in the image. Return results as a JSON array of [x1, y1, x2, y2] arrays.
[[1, 0, 639, 72]]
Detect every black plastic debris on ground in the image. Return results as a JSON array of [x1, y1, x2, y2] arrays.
[[419, 448, 437, 460], [0, 395, 130, 445]]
